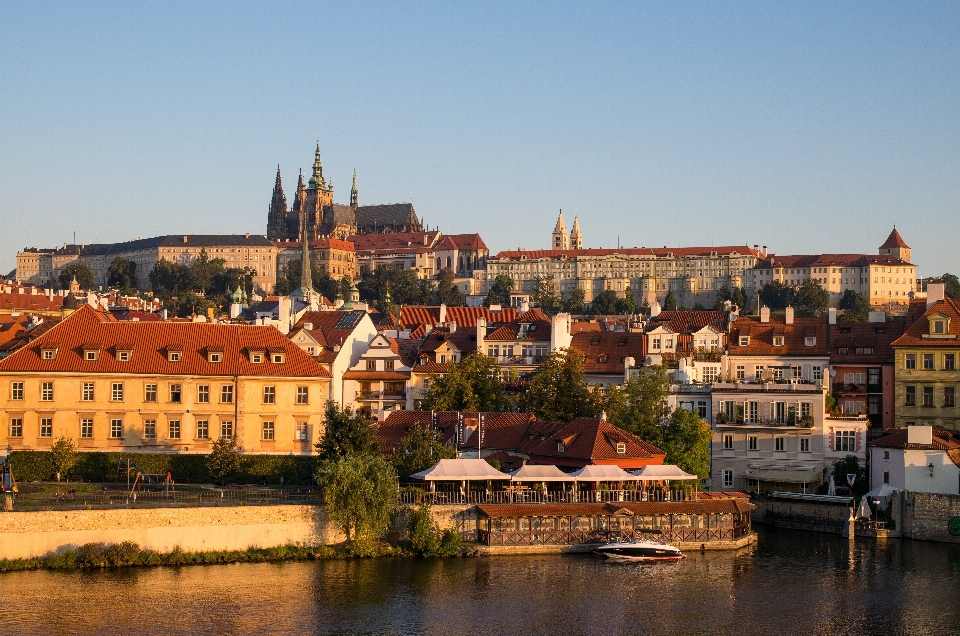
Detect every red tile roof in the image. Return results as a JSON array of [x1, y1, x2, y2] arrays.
[[342, 370, 410, 381], [891, 298, 960, 347], [569, 332, 645, 374], [399, 305, 525, 330], [648, 311, 728, 334], [492, 246, 761, 260], [0, 305, 330, 377], [729, 316, 828, 357], [348, 231, 441, 252], [435, 234, 488, 251], [830, 321, 905, 365], [880, 228, 910, 249], [0, 292, 63, 312], [526, 417, 666, 467], [292, 310, 371, 349]]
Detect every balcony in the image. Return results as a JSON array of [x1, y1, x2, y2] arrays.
[[716, 414, 815, 428]]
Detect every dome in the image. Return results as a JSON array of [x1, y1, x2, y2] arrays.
[[62, 293, 78, 310]]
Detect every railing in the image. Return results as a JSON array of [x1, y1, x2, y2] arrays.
[[12, 488, 321, 511], [716, 417, 815, 428], [399, 488, 694, 506], [479, 525, 752, 546]]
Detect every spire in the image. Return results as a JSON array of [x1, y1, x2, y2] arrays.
[[552, 210, 569, 250], [267, 165, 288, 241], [350, 168, 358, 209], [299, 216, 313, 294], [308, 140, 325, 190], [570, 216, 582, 249], [553, 211, 567, 234]]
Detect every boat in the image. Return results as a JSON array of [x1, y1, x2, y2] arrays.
[[592, 539, 684, 562]]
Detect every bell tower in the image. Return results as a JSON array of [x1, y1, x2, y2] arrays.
[[552, 211, 569, 250]]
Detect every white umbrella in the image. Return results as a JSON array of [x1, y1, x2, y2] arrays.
[[827, 475, 836, 496], [856, 496, 872, 520]]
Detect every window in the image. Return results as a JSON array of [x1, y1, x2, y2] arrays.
[[835, 431, 856, 452], [221, 385, 234, 404], [946, 354, 956, 371], [37, 416, 52, 438], [110, 419, 123, 439], [933, 320, 946, 334], [168, 420, 181, 440], [366, 360, 377, 371], [773, 336, 784, 347], [748, 436, 758, 451], [9, 418, 23, 438], [773, 402, 786, 423], [145, 384, 157, 402], [262, 421, 275, 440], [883, 471, 890, 484], [702, 367, 719, 383], [41, 382, 53, 401], [905, 386, 916, 406], [10, 382, 23, 400], [772, 368, 784, 380], [722, 470, 734, 488], [271, 353, 284, 364], [220, 421, 233, 439], [856, 348, 874, 356], [208, 352, 222, 363], [112, 382, 124, 402], [196, 420, 209, 440], [844, 372, 855, 384], [736, 365, 745, 380], [945, 387, 956, 408], [883, 450, 889, 460], [800, 437, 811, 453], [169, 384, 181, 403], [81, 418, 93, 438], [805, 336, 816, 347], [385, 359, 395, 371], [615, 442, 626, 454], [296, 386, 309, 405], [144, 419, 156, 439], [923, 354, 934, 370], [81, 382, 95, 401], [118, 351, 131, 362], [168, 351, 181, 362], [905, 354, 916, 369], [747, 401, 759, 423], [754, 366, 764, 380], [251, 353, 264, 364], [263, 386, 276, 404], [922, 386, 934, 407], [197, 385, 209, 403], [739, 336, 750, 346], [775, 437, 785, 452], [296, 422, 308, 441], [42, 349, 56, 360], [723, 434, 734, 450], [487, 345, 499, 357], [557, 441, 565, 453], [838, 347, 848, 355], [868, 368, 880, 386], [85, 350, 98, 361]]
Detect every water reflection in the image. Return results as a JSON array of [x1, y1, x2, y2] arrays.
[[0, 527, 958, 635]]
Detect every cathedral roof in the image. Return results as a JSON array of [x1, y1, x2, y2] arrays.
[[324, 203, 357, 227], [355, 203, 420, 231]]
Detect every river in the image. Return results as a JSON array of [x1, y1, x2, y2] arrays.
[[1, 526, 959, 636]]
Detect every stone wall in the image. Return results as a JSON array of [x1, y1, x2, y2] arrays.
[[751, 498, 851, 534], [898, 492, 960, 544]]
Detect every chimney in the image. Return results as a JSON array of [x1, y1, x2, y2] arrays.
[[650, 300, 661, 318], [277, 295, 291, 334], [785, 306, 794, 325], [760, 306, 770, 323], [762, 246, 767, 257], [448, 320, 456, 334], [828, 308, 837, 325], [245, 232, 250, 238], [521, 299, 530, 313], [303, 322, 313, 331], [868, 311, 885, 323], [161, 309, 169, 320], [907, 425, 933, 446], [439, 303, 447, 324], [927, 283, 945, 309], [476, 316, 487, 354]]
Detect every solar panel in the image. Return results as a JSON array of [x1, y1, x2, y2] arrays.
[[335, 311, 365, 330]]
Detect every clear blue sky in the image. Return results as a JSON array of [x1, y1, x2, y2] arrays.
[[2, 1, 958, 277]]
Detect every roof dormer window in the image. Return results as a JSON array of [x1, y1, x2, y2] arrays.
[[209, 352, 222, 363], [933, 320, 946, 334], [167, 346, 183, 363], [84, 349, 100, 361], [773, 336, 784, 347], [118, 351, 131, 361], [251, 353, 263, 363], [616, 442, 626, 454], [739, 336, 750, 346], [41, 347, 57, 360], [557, 441, 565, 453], [805, 337, 816, 347]]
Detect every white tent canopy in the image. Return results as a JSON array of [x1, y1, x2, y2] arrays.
[[569, 465, 644, 482], [410, 458, 512, 481], [510, 464, 575, 482], [862, 483, 897, 511], [630, 465, 698, 481]]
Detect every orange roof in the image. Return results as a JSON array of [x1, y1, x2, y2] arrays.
[[892, 298, 960, 347], [880, 227, 910, 249], [569, 332, 646, 374], [648, 310, 728, 334], [0, 293, 63, 312], [348, 231, 441, 252], [525, 417, 666, 465], [0, 305, 330, 377], [729, 316, 828, 357], [492, 246, 761, 260], [435, 234, 488, 251]]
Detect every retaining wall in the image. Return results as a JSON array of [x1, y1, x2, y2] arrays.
[[898, 492, 960, 544], [751, 498, 850, 534]]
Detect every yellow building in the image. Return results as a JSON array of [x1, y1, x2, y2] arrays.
[[891, 295, 960, 430], [0, 305, 331, 455]]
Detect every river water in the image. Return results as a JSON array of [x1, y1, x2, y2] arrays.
[[1, 526, 959, 636]]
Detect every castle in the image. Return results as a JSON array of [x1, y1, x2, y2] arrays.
[[267, 143, 423, 242]]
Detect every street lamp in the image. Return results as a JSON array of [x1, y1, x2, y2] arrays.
[[928, 463, 935, 478]]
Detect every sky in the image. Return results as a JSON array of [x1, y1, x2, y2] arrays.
[[1, 1, 958, 277]]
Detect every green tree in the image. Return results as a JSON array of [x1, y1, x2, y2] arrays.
[[58, 262, 94, 291], [391, 425, 457, 480], [662, 290, 678, 311], [794, 279, 830, 314], [608, 363, 672, 444], [591, 289, 620, 315], [358, 264, 431, 308], [433, 268, 465, 306], [175, 291, 214, 318], [933, 273, 960, 299], [315, 401, 379, 461], [106, 258, 137, 292], [660, 409, 713, 479], [759, 282, 793, 311], [408, 504, 463, 557], [423, 353, 511, 412], [532, 275, 563, 314], [713, 284, 732, 310], [564, 287, 586, 314], [838, 289, 873, 322], [830, 455, 868, 499], [50, 436, 78, 493], [316, 453, 398, 540], [207, 436, 242, 485], [149, 259, 192, 295], [188, 249, 215, 294], [523, 348, 597, 421], [618, 287, 636, 313], [484, 274, 514, 307], [731, 287, 747, 311]]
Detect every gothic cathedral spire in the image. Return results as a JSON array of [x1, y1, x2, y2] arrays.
[[570, 216, 583, 249], [267, 165, 287, 241], [350, 168, 358, 210], [308, 140, 325, 190], [552, 210, 569, 250]]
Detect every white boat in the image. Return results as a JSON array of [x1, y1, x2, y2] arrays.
[[592, 539, 684, 562]]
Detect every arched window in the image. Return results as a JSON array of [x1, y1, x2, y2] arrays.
[[446, 256, 452, 268]]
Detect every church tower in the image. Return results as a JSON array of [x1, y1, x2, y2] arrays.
[[304, 141, 334, 240], [570, 216, 583, 249], [552, 211, 569, 250], [350, 168, 358, 210], [267, 165, 287, 241], [879, 227, 911, 263]]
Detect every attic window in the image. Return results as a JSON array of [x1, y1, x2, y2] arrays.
[[616, 442, 626, 454], [598, 354, 609, 363], [250, 352, 264, 363], [117, 350, 132, 362], [528, 324, 536, 331], [805, 337, 816, 347], [84, 349, 100, 361], [557, 441, 565, 453], [168, 351, 181, 362], [773, 336, 784, 347], [932, 320, 946, 334], [208, 352, 222, 363], [41, 348, 57, 360], [739, 336, 750, 346], [272, 353, 285, 364], [838, 347, 848, 355]]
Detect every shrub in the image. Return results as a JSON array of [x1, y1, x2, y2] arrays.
[[75, 543, 108, 567], [409, 505, 441, 556], [438, 529, 463, 556]]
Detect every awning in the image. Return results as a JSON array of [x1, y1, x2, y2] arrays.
[[746, 467, 821, 483], [570, 465, 644, 482], [410, 458, 512, 481], [630, 465, 698, 481], [510, 464, 575, 482]]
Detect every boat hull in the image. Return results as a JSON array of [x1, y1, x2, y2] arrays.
[[592, 541, 685, 562]]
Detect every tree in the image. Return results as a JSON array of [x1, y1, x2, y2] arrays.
[[564, 287, 586, 314], [207, 436, 242, 485], [713, 284, 732, 310], [838, 289, 873, 322], [618, 287, 636, 314], [591, 289, 619, 315], [933, 273, 960, 299], [58, 262, 94, 291], [484, 274, 514, 307], [433, 268, 465, 306], [662, 290, 678, 311], [106, 258, 137, 292], [392, 426, 457, 480], [660, 409, 713, 479], [316, 453, 398, 540], [607, 363, 672, 444], [149, 259, 192, 295], [408, 504, 463, 557], [758, 282, 792, 311], [50, 436, 78, 493], [731, 287, 747, 311], [830, 455, 868, 499], [315, 401, 379, 461], [283, 258, 343, 302], [523, 348, 597, 422], [358, 264, 431, 309], [532, 276, 562, 315], [794, 279, 830, 314], [423, 353, 511, 413]]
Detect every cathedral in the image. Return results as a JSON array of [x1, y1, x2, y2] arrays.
[[267, 143, 423, 242]]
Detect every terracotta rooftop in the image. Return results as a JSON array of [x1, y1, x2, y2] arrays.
[[476, 499, 754, 518], [569, 332, 645, 374], [728, 316, 828, 357], [492, 246, 761, 260], [525, 417, 666, 465], [880, 227, 910, 249], [892, 298, 960, 348], [648, 311, 728, 334], [830, 321, 905, 365]]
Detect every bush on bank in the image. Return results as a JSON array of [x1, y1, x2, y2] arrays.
[[8, 450, 317, 485]]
